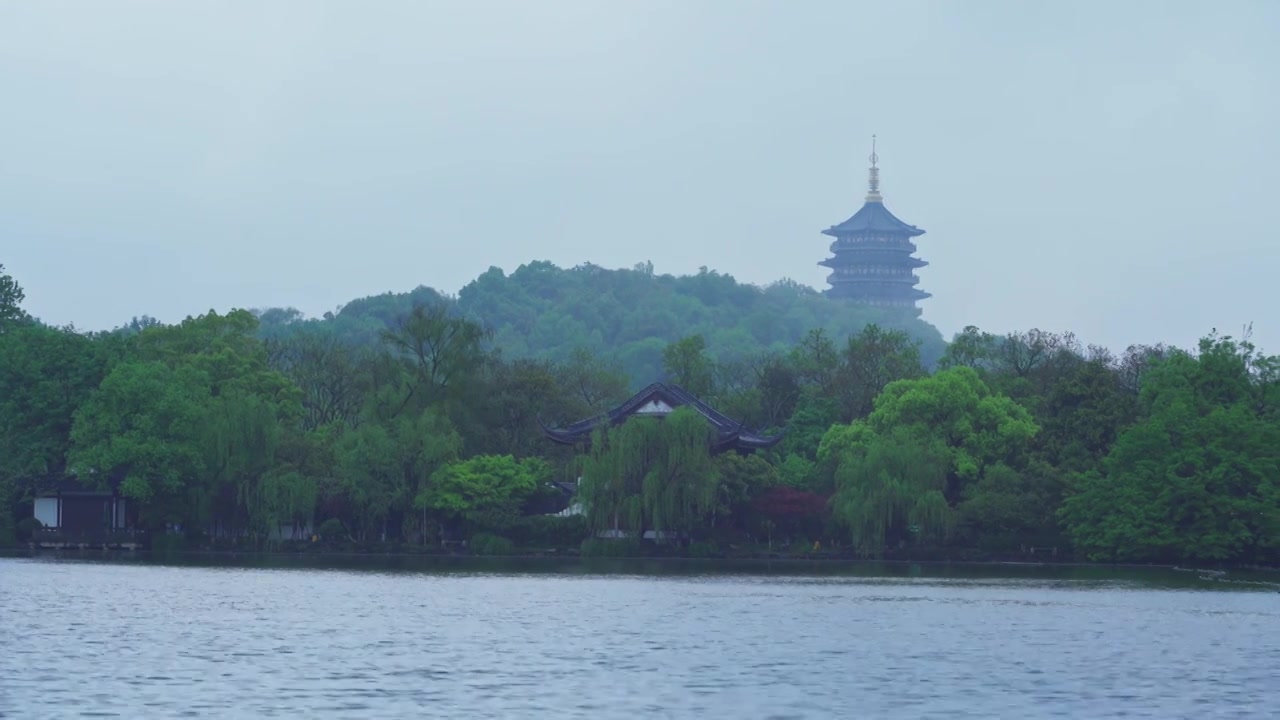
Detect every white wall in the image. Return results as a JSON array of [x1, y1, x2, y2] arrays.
[[34, 498, 58, 528], [270, 523, 314, 541]]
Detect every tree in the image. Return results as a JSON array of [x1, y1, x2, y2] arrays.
[[957, 460, 1067, 552], [381, 303, 487, 410], [853, 367, 1039, 498], [753, 353, 801, 430], [1059, 334, 1280, 564], [790, 328, 840, 396], [265, 329, 371, 431], [1035, 357, 1137, 470], [937, 325, 999, 372], [820, 367, 1039, 552], [469, 358, 580, 458], [197, 389, 312, 543], [69, 361, 212, 527], [334, 406, 462, 541], [712, 452, 780, 531], [577, 408, 719, 539], [333, 422, 401, 541], [828, 426, 953, 552], [558, 346, 630, 414], [134, 309, 300, 412], [0, 325, 109, 480], [662, 335, 716, 398], [833, 324, 926, 421], [0, 263, 28, 330], [416, 454, 546, 532]]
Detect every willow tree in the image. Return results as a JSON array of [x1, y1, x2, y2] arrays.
[[204, 390, 316, 545], [828, 426, 953, 553], [820, 367, 1037, 554], [207, 390, 283, 539], [577, 407, 718, 539]]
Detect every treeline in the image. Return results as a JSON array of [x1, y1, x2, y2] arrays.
[[250, 260, 948, 383], [1, 262, 1276, 566]]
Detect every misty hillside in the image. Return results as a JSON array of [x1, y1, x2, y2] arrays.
[[253, 260, 946, 384]]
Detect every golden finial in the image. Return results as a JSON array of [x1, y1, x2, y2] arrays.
[[866, 134, 882, 203]]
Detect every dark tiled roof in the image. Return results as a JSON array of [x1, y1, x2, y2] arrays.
[[822, 200, 925, 238], [540, 382, 783, 452], [30, 473, 122, 496]]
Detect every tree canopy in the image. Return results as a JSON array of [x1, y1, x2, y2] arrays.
[[2, 260, 1275, 566]]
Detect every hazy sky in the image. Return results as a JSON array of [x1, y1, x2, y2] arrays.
[[3, 0, 1278, 352]]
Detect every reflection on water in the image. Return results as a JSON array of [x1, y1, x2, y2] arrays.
[[1, 555, 1277, 718]]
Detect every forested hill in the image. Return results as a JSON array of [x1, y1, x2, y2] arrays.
[[254, 261, 946, 385]]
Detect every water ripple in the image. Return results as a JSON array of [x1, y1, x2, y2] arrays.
[[1, 557, 1278, 718]]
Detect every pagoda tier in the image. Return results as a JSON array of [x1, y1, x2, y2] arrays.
[[819, 140, 930, 315]]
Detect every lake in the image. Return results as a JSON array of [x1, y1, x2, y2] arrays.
[[1, 554, 1277, 718]]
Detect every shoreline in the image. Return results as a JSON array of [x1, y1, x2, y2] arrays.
[[4, 547, 1277, 577]]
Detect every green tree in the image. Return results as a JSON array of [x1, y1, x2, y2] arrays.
[[69, 361, 212, 527], [577, 408, 719, 538], [558, 346, 630, 413], [712, 452, 781, 532], [0, 325, 109, 479], [821, 367, 1039, 551], [334, 422, 401, 540], [1059, 334, 1280, 563], [416, 454, 546, 532], [203, 390, 291, 542], [829, 426, 953, 552], [834, 324, 926, 421], [265, 329, 371, 431], [134, 309, 301, 412], [1035, 357, 1137, 471], [381, 303, 487, 411], [0, 263, 28, 330], [789, 328, 841, 396], [663, 335, 716, 398], [956, 460, 1067, 552], [937, 325, 999, 372], [333, 407, 462, 541]]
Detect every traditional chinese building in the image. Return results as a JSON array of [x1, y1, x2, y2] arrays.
[[540, 382, 783, 455], [819, 137, 930, 315], [30, 474, 143, 549]]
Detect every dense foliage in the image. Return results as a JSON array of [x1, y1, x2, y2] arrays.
[[254, 260, 948, 383], [1, 262, 1275, 566]]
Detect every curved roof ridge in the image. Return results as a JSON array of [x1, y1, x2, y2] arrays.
[[540, 381, 784, 450]]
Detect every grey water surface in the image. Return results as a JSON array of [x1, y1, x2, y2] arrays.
[[1, 555, 1277, 718]]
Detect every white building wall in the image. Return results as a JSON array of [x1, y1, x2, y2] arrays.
[[269, 523, 314, 541], [34, 498, 59, 528]]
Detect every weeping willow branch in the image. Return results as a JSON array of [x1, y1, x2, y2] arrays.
[[577, 408, 719, 538], [831, 426, 954, 553]]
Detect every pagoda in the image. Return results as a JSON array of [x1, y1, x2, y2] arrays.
[[541, 383, 783, 455], [819, 137, 930, 315]]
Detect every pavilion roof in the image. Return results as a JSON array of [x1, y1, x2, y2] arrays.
[[540, 382, 783, 453]]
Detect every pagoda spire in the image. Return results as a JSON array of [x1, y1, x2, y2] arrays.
[[865, 134, 882, 203]]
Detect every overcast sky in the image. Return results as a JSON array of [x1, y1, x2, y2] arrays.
[[2, 0, 1277, 352]]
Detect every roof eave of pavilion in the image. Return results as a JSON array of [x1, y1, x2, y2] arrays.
[[539, 382, 785, 450]]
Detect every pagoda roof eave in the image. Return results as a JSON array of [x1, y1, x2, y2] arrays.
[[822, 200, 925, 238]]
